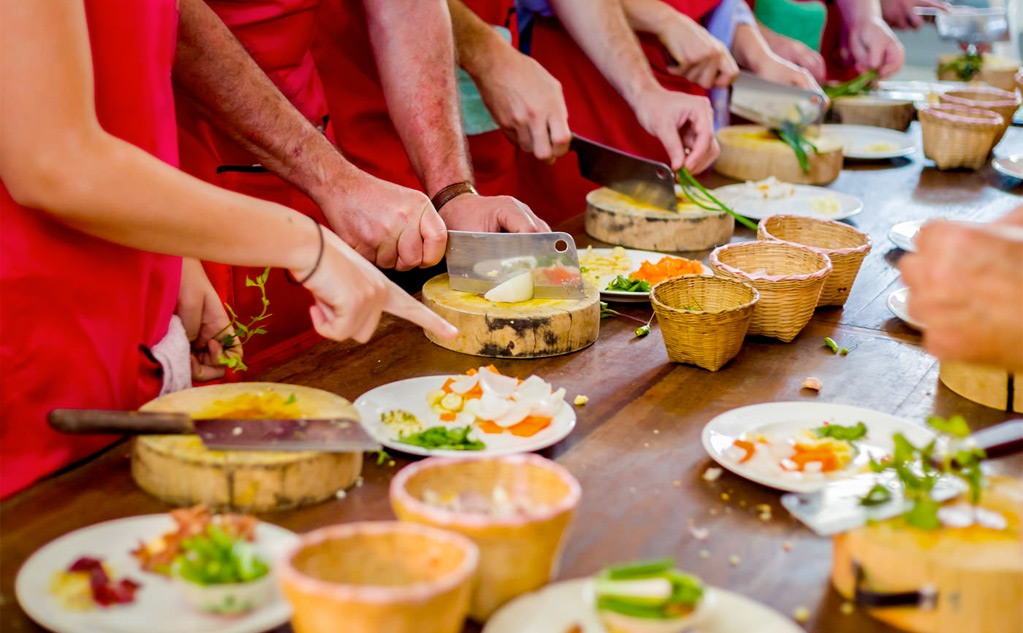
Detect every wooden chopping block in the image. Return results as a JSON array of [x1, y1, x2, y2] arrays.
[[714, 125, 843, 185], [937, 54, 1022, 93], [421, 273, 599, 358], [832, 96, 916, 131], [585, 187, 733, 252], [939, 361, 1023, 413], [831, 476, 1023, 633], [133, 382, 363, 512]]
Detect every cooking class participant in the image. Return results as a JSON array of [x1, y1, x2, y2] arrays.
[[899, 207, 1023, 372], [0, 0, 457, 498]]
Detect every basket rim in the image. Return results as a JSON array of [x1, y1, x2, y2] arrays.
[[940, 88, 1021, 109], [757, 215, 872, 257], [650, 274, 759, 315], [919, 104, 1003, 128], [388, 453, 581, 528], [278, 521, 480, 604], [709, 241, 833, 282]]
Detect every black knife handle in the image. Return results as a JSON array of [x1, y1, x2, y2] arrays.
[[48, 409, 193, 435]]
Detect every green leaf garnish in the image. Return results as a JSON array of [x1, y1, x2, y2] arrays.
[[676, 167, 758, 230], [398, 426, 485, 451], [813, 421, 867, 441], [172, 525, 269, 586], [823, 69, 879, 99], [927, 414, 970, 438], [215, 267, 273, 373], [860, 483, 891, 507], [606, 275, 651, 293]]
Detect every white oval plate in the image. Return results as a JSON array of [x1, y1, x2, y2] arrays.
[[710, 183, 863, 221], [888, 219, 925, 252], [821, 124, 916, 160], [354, 375, 576, 457], [701, 402, 937, 493], [483, 578, 801, 633], [887, 287, 924, 330], [15, 515, 297, 633], [582, 247, 711, 303], [993, 154, 1023, 180]]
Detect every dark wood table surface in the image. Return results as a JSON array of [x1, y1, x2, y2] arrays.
[[2, 125, 1021, 633]]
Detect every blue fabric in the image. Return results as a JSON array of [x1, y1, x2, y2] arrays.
[[516, 0, 553, 54], [458, 25, 512, 136], [705, 0, 749, 129]]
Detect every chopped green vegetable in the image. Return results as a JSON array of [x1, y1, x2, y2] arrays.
[[677, 167, 758, 230], [938, 53, 983, 82], [775, 121, 819, 174], [398, 426, 485, 451], [215, 268, 273, 372], [824, 337, 840, 354], [927, 414, 970, 439], [375, 448, 394, 467], [596, 558, 704, 620], [606, 275, 651, 293], [604, 557, 675, 581], [823, 69, 880, 99], [172, 525, 269, 586], [860, 483, 892, 507], [840, 348, 849, 356], [814, 421, 867, 441], [284, 394, 297, 405], [635, 324, 651, 337]]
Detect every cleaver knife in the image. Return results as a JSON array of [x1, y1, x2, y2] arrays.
[[445, 230, 585, 299], [570, 134, 678, 212], [729, 71, 827, 131], [48, 409, 381, 452], [781, 420, 1023, 536]]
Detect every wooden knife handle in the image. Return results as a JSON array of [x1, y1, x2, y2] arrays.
[[48, 409, 193, 435], [970, 419, 1023, 461]]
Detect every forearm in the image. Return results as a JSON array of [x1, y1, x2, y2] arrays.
[[449, 0, 507, 79], [548, 0, 660, 107], [621, 0, 679, 35], [173, 0, 361, 203], [731, 22, 772, 72], [835, 0, 883, 25], [365, 0, 471, 196]]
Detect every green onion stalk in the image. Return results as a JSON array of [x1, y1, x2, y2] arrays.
[[676, 167, 757, 230]]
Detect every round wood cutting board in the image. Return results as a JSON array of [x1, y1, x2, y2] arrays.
[[714, 125, 843, 185], [585, 187, 733, 252]]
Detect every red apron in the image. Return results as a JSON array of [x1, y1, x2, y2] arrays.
[[516, 0, 720, 226], [0, 0, 182, 498], [176, 0, 329, 374], [312, 0, 519, 197]]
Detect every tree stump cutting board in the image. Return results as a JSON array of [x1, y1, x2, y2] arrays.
[[831, 476, 1023, 633], [421, 274, 600, 358], [714, 125, 843, 185], [585, 187, 733, 252], [939, 361, 1023, 413], [133, 383, 362, 512]]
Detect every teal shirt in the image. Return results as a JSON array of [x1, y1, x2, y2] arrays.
[[754, 0, 827, 51], [457, 25, 511, 136]]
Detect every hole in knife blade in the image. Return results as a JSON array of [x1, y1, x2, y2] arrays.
[[554, 239, 569, 253]]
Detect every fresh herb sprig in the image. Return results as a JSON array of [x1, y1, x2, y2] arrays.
[[814, 421, 867, 441], [676, 167, 758, 230], [606, 275, 651, 293], [214, 268, 273, 372], [775, 121, 819, 174], [938, 53, 983, 82], [823, 69, 879, 100], [398, 426, 485, 451], [172, 525, 269, 586]]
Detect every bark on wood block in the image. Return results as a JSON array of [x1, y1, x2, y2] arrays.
[[421, 274, 599, 358], [831, 476, 1023, 633], [714, 125, 843, 185], [939, 361, 1021, 413], [584, 187, 733, 252], [133, 383, 363, 512]]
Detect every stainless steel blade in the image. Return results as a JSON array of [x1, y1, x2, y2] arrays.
[[193, 417, 380, 452], [780, 471, 966, 536], [730, 72, 827, 130], [570, 134, 678, 212], [919, 6, 1010, 44], [445, 230, 585, 299]]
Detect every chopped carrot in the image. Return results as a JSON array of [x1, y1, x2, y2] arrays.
[[463, 383, 484, 400], [441, 378, 456, 394], [466, 369, 477, 376], [439, 412, 457, 422], [482, 364, 500, 375], [733, 439, 756, 463], [507, 416, 552, 437], [477, 420, 505, 434], [631, 256, 703, 285], [791, 446, 842, 472]]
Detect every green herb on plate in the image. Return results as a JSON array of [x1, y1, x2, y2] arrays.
[[594, 558, 704, 620], [606, 275, 651, 293], [814, 421, 867, 441], [938, 53, 983, 82], [398, 426, 485, 451], [172, 525, 269, 586], [860, 483, 892, 507]]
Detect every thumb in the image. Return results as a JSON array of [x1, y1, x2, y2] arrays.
[[384, 286, 459, 340]]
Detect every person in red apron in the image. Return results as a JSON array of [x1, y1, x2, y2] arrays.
[[0, 0, 456, 498]]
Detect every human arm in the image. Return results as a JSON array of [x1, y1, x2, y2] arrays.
[[621, 0, 737, 89], [173, 0, 445, 271], [731, 22, 822, 92], [835, 0, 905, 78], [448, 0, 570, 162], [756, 22, 828, 82], [881, 0, 950, 30], [362, 0, 548, 232], [548, 0, 717, 172], [0, 0, 457, 344]]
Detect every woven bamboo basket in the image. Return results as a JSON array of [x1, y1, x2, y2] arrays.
[[650, 275, 758, 371], [709, 241, 831, 342], [279, 522, 478, 633], [757, 215, 871, 307], [918, 105, 1003, 170], [390, 455, 580, 622], [938, 87, 1021, 145]]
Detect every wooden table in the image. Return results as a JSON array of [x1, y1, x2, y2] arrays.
[[3, 126, 1021, 633]]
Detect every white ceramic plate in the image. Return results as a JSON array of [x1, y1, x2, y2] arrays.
[[483, 578, 801, 633], [888, 219, 925, 252], [701, 402, 937, 493], [821, 124, 916, 159], [15, 515, 297, 633], [581, 247, 711, 303], [993, 154, 1023, 180], [887, 287, 924, 330], [873, 79, 962, 109], [710, 183, 863, 221], [354, 375, 576, 457]]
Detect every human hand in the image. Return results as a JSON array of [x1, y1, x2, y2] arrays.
[[439, 193, 550, 233], [754, 54, 824, 94], [294, 230, 458, 344], [758, 26, 828, 82], [657, 11, 737, 89], [881, 0, 950, 30], [899, 213, 1023, 371], [631, 88, 718, 172], [847, 17, 905, 78], [176, 258, 238, 382], [319, 172, 447, 272], [473, 47, 571, 162]]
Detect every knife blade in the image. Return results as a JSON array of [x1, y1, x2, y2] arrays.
[[570, 134, 678, 212], [445, 230, 586, 299], [729, 72, 827, 131], [781, 420, 1023, 536], [47, 409, 380, 452]]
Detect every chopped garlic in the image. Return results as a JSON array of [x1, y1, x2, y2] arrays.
[[573, 395, 589, 406], [802, 377, 823, 392]]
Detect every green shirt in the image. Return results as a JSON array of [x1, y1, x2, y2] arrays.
[[754, 0, 827, 51], [457, 25, 511, 136]]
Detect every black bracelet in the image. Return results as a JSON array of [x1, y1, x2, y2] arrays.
[[285, 216, 325, 286]]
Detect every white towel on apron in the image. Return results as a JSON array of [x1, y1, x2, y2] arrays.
[[150, 315, 193, 396]]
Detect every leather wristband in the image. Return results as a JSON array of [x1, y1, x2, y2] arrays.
[[431, 181, 478, 211]]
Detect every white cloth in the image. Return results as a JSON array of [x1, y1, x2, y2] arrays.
[[151, 315, 192, 396]]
